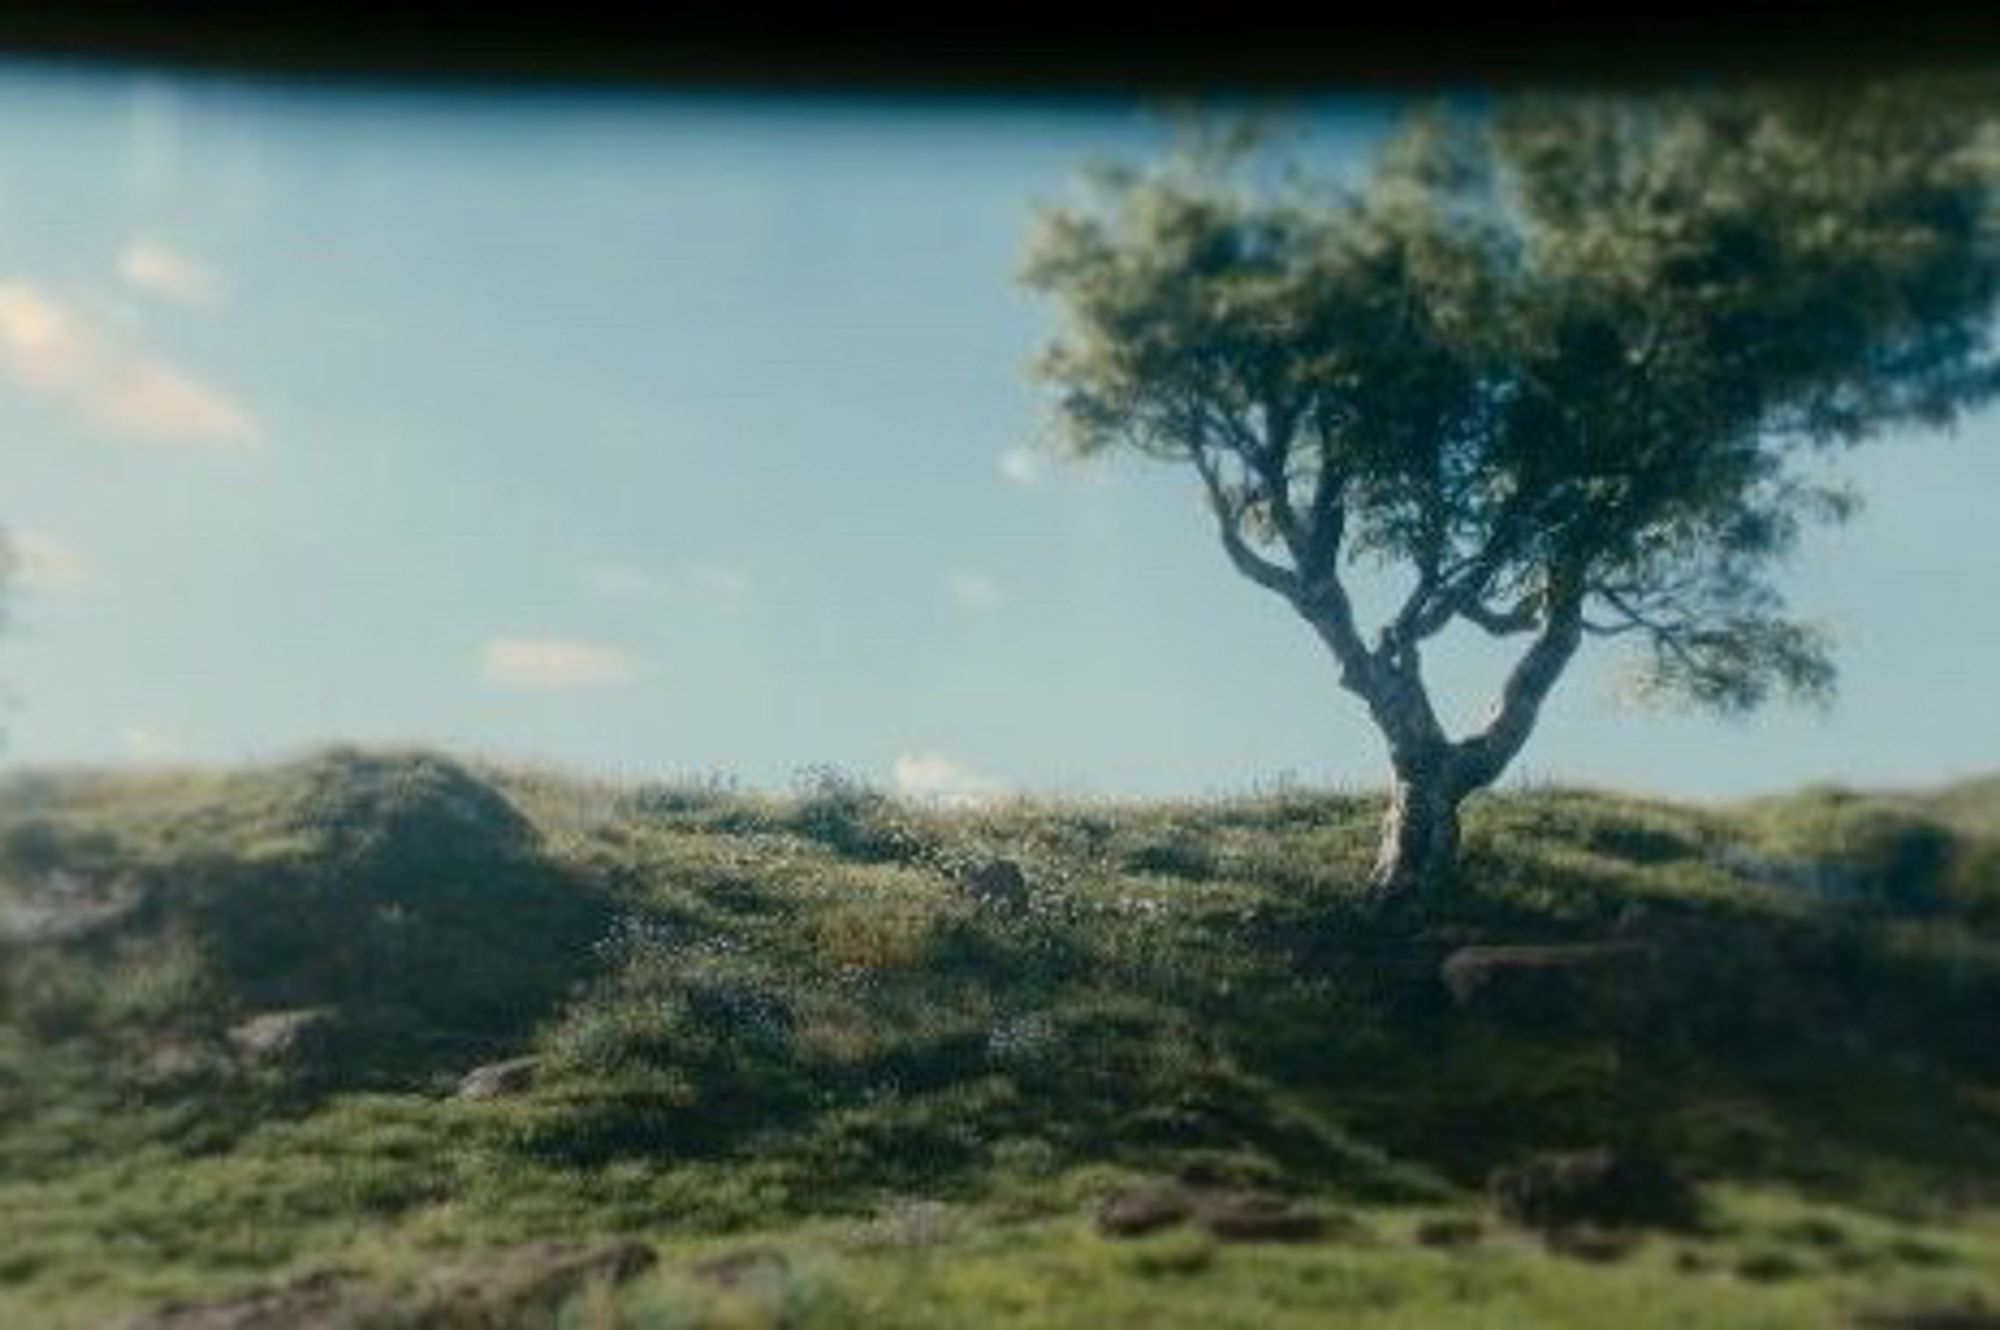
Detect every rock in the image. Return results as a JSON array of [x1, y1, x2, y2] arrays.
[[1096, 1180, 1333, 1244], [456, 1055, 541, 1100], [226, 1008, 340, 1064], [0, 869, 144, 945], [128, 1039, 233, 1092], [960, 858, 1029, 912], [692, 1246, 791, 1290], [121, 1237, 653, 1328], [420, 1240, 656, 1319], [119, 1269, 392, 1330], [1193, 1192, 1328, 1243], [1489, 1147, 1701, 1234], [1095, 1179, 1195, 1237]]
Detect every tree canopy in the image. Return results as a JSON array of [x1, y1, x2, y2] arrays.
[[1024, 79, 2000, 897]]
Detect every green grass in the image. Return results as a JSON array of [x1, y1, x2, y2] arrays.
[[3, 748, 2000, 1326], [596, 1194, 2000, 1330]]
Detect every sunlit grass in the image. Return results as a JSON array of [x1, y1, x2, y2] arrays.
[[3, 747, 1998, 1324]]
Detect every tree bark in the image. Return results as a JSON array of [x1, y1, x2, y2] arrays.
[[1368, 758, 1468, 904], [1361, 580, 1584, 906]]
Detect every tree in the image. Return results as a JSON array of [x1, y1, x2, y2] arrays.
[[1023, 80, 2000, 904]]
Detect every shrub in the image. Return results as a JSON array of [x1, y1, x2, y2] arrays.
[[789, 765, 931, 864], [1749, 789, 1960, 914], [1942, 836, 2000, 922], [4, 950, 103, 1043], [1123, 833, 1220, 882], [1, 819, 117, 877]]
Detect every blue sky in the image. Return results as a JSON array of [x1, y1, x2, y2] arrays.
[[2, 63, 1996, 802]]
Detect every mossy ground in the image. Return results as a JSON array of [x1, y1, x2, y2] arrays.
[[4, 750, 1999, 1326]]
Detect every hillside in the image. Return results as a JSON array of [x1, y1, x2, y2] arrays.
[[4, 748, 2000, 1327]]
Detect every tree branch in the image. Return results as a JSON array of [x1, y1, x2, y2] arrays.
[[1596, 586, 1706, 671], [1301, 453, 1349, 579], [1189, 398, 1393, 704], [1453, 572, 1587, 789], [1244, 405, 1312, 567], [1386, 479, 1544, 645], [1190, 444, 1302, 600], [1458, 595, 1543, 636]]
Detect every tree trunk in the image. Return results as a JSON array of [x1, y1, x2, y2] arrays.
[[1368, 762, 1466, 904]]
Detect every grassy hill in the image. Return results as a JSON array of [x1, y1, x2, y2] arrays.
[[4, 748, 2000, 1327]]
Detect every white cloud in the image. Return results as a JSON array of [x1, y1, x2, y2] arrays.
[[0, 280, 260, 447], [0, 282, 88, 392], [118, 240, 222, 305], [95, 360, 258, 443], [893, 751, 1011, 808], [8, 529, 91, 592], [482, 637, 635, 691], [121, 726, 177, 762], [997, 445, 1043, 485], [946, 570, 1000, 608]]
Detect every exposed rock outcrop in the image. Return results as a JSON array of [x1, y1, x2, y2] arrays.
[[455, 1054, 541, 1100]]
